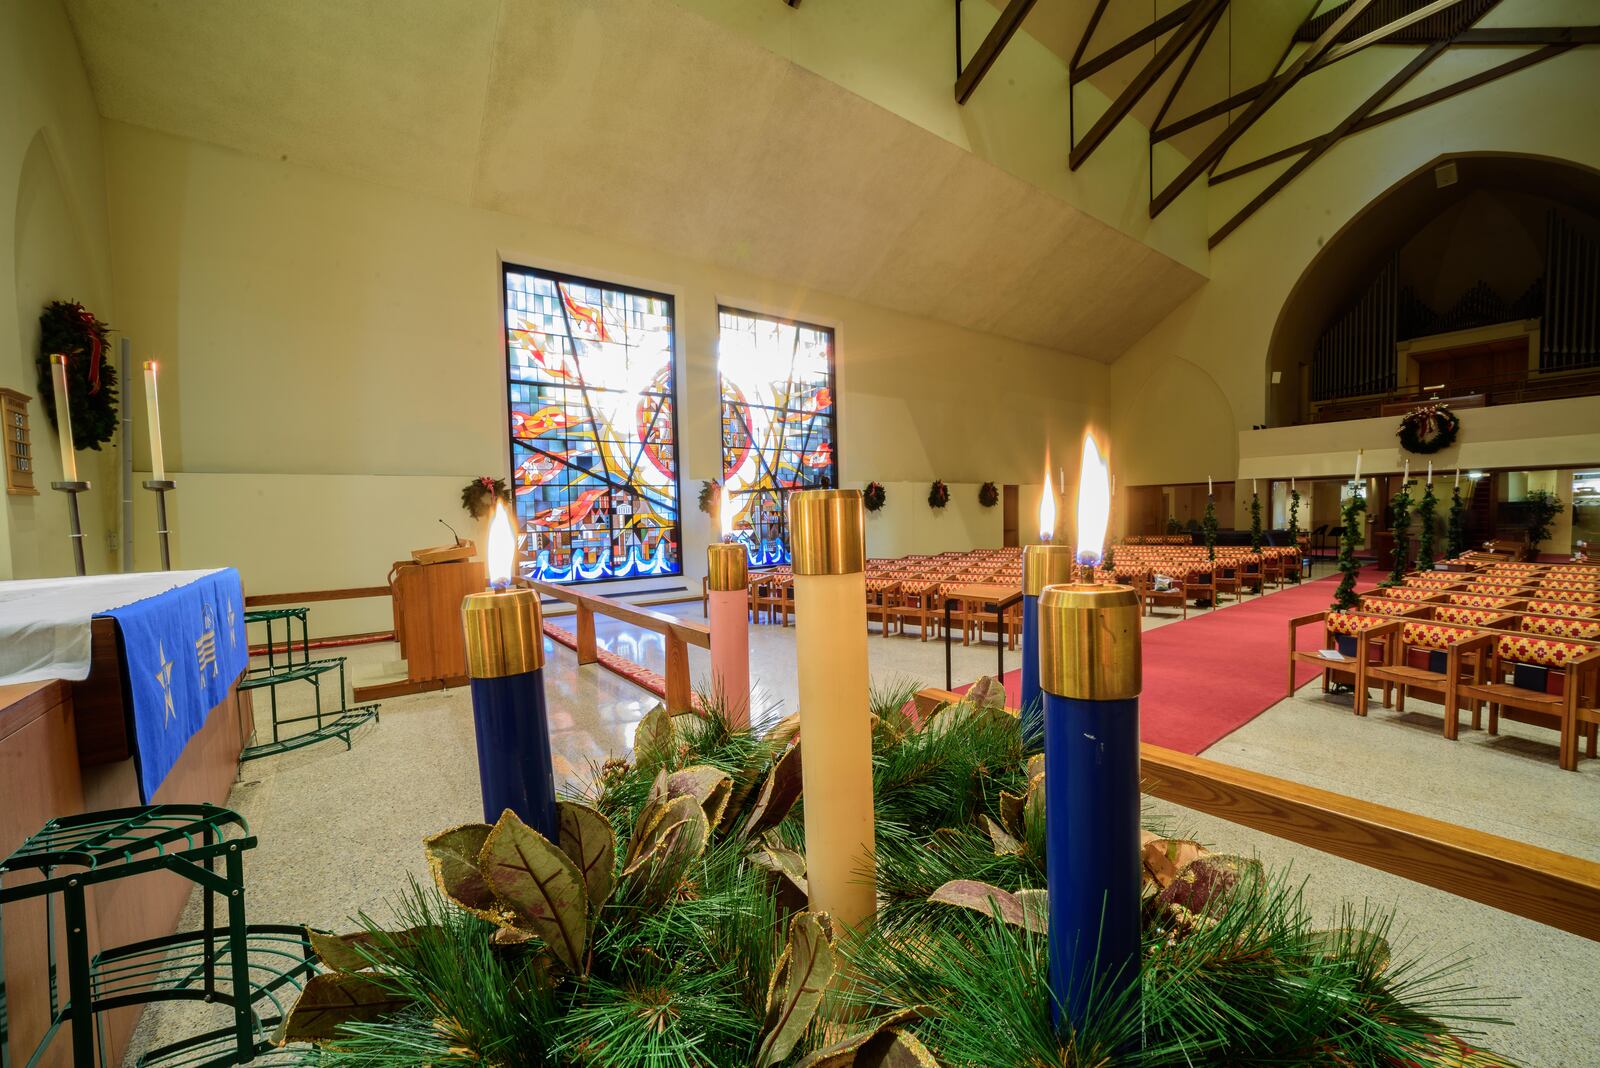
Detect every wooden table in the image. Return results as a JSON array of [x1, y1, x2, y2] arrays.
[[941, 583, 1022, 690]]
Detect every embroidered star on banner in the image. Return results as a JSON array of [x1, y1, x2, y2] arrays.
[[225, 597, 237, 647], [154, 640, 176, 727]]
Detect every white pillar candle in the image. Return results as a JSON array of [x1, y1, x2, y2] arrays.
[[1455, 468, 1460, 488], [1427, 461, 1432, 486], [1354, 450, 1362, 484], [1403, 458, 1409, 482], [50, 354, 77, 482], [1207, 476, 1212, 494], [1253, 479, 1257, 495], [144, 361, 166, 482]]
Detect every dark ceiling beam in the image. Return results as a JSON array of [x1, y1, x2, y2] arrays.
[[1149, 0, 1380, 217], [1207, 39, 1579, 187], [1068, 0, 1228, 170], [955, 0, 1040, 105], [1151, 3, 1228, 133], [1071, 0, 1200, 84], [1454, 25, 1600, 44], [1069, 0, 1112, 72], [1208, 28, 1464, 247]]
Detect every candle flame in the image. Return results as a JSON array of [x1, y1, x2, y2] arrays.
[[1075, 433, 1110, 568], [1039, 468, 1057, 542], [487, 499, 516, 588], [720, 483, 735, 539]]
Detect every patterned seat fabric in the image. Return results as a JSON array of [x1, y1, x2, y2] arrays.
[[1429, 606, 1496, 626], [1326, 612, 1388, 636], [1384, 587, 1434, 601], [1520, 615, 1600, 640], [1497, 634, 1590, 667], [1526, 599, 1599, 618], [1449, 594, 1515, 608], [1360, 597, 1415, 616], [1401, 622, 1478, 649]]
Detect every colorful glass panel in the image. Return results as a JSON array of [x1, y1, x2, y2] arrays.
[[504, 265, 680, 583], [718, 308, 836, 565]]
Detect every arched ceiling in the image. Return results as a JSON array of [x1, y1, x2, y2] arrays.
[[61, 0, 1207, 362]]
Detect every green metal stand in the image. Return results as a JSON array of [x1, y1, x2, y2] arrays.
[[0, 805, 317, 1067], [240, 610, 379, 762]]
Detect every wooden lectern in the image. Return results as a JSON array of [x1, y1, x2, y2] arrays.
[[357, 553, 486, 699]]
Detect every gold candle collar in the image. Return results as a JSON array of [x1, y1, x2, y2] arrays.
[[1038, 583, 1142, 701], [462, 587, 545, 678], [1023, 543, 1077, 597], [706, 542, 749, 592], [789, 489, 865, 576]]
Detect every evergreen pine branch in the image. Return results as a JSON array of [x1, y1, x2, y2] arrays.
[[1203, 495, 1219, 562], [1387, 481, 1413, 587], [1416, 482, 1438, 572], [1448, 483, 1468, 558], [1250, 492, 1263, 552], [1333, 488, 1369, 611]]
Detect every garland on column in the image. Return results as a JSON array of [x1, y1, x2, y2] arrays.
[[1202, 494, 1219, 562], [1287, 489, 1302, 567], [1447, 483, 1468, 559], [1249, 492, 1263, 552], [1333, 488, 1369, 611], [1386, 480, 1414, 587], [1415, 481, 1438, 573]]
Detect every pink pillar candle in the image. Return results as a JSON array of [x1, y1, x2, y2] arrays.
[[706, 542, 751, 728]]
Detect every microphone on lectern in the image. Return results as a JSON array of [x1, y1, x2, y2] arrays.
[[440, 518, 463, 547]]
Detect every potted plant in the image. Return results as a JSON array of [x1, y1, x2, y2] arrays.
[[1524, 489, 1563, 558]]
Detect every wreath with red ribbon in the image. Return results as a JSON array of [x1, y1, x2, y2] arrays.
[[863, 481, 887, 512], [461, 475, 511, 518], [37, 300, 118, 451], [978, 481, 999, 508], [928, 480, 950, 509], [1396, 403, 1460, 455]]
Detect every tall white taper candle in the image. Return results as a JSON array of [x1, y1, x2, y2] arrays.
[[144, 361, 166, 482]]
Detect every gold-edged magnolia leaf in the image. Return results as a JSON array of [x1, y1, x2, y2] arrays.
[[1015, 889, 1049, 934], [557, 800, 616, 909], [423, 823, 496, 917], [621, 795, 709, 906], [306, 927, 435, 974], [1022, 774, 1046, 844], [276, 972, 408, 1042], [668, 765, 735, 830], [743, 742, 803, 839], [982, 815, 1023, 857], [927, 699, 1013, 737], [1158, 854, 1263, 918], [1304, 927, 1392, 973], [860, 1029, 943, 1067], [751, 834, 808, 896], [1026, 754, 1044, 780], [927, 879, 1046, 932], [1141, 836, 1207, 891], [626, 793, 700, 869], [477, 810, 588, 972], [756, 912, 836, 1067], [793, 1008, 925, 1068], [629, 769, 672, 849], [997, 790, 1025, 839], [633, 703, 675, 767], [768, 712, 802, 749]]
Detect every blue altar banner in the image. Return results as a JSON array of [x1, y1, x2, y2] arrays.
[[100, 568, 249, 802]]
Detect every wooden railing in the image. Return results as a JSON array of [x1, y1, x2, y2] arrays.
[[529, 581, 710, 713], [914, 687, 1600, 941]]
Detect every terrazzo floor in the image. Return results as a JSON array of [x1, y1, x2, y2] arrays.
[[124, 575, 1599, 1066]]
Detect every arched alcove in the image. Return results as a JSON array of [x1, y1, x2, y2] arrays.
[[1264, 153, 1600, 427]]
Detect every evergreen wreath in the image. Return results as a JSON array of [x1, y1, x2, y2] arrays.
[[863, 480, 887, 512], [1333, 488, 1369, 611], [928, 479, 949, 509], [36, 300, 118, 452], [1249, 492, 1263, 552], [1202, 494, 1219, 562], [460, 475, 510, 519], [978, 481, 999, 508], [698, 479, 720, 515], [1386, 480, 1414, 587], [1396, 403, 1460, 455], [1447, 483, 1468, 559], [1415, 482, 1438, 573]]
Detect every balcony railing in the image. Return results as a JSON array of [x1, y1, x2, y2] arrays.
[[1308, 366, 1600, 423]]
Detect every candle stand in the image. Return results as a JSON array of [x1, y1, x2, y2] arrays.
[[142, 478, 175, 570], [789, 489, 876, 932], [1038, 582, 1143, 1033], [706, 542, 751, 728], [51, 479, 91, 577], [462, 584, 558, 838]]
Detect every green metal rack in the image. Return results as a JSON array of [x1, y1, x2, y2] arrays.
[[239, 610, 379, 762], [0, 805, 318, 1067]]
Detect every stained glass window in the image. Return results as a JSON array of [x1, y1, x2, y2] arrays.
[[718, 308, 837, 564], [504, 265, 680, 583]]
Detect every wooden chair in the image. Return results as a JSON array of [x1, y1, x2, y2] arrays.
[[1364, 620, 1494, 736], [1241, 555, 1264, 596], [1455, 634, 1600, 770], [1214, 562, 1242, 603], [891, 581, 943, 641], [1287, 611, 1398, 701]]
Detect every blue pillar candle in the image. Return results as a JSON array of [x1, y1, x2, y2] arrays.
[[462, 586, 558, 839], [1020, 543, 1076, 749], [1038, 582, 1143, 1034]]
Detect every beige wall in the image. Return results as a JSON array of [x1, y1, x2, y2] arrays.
[[1111, 44, 1600, 489], [1, 0, 118, 579], [101, 121, 1105, 629]]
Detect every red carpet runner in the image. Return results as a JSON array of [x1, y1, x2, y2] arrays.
[[963, 566, 1381, 755]]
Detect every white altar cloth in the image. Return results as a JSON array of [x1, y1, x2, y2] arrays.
[[0, 570, 227, 686]]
